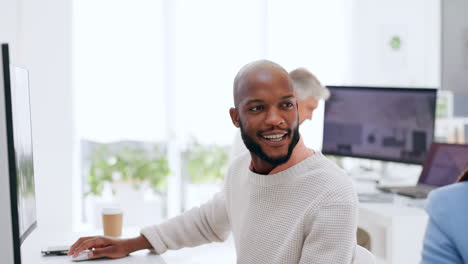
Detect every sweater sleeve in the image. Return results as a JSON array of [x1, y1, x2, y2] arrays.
[[299, 202, 357, 264], [140, 191, 231, 254]]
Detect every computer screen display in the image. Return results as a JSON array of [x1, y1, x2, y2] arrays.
[[1, 44, 37, 263], [9, 66, 37, 243], [421, 143, 468, 186], [322, 86, 437, 164]]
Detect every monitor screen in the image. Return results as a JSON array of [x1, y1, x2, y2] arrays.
[[1, 43, 37, 264], [322, 86, 437, 164], [10, 66, 37, 243], [421, 143, 468, 187]]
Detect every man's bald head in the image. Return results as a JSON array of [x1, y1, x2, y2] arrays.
[[233, 60, 293, 108]]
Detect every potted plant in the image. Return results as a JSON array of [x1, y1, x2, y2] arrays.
[[84, 142, 170, 227], [183, 141, 228, 209], [86, 143, 170, 198]]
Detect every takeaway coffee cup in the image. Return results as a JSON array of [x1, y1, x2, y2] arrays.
[[102, 208, 123, 237]]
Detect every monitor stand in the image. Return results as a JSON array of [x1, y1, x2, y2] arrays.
[[345, 158, 383, 182], [347, 159, 420, 186], [377, 162, 402, 185], [377, 162, 421, 187]]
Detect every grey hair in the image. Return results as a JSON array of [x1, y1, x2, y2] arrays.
[[289, 68, 330, 101]]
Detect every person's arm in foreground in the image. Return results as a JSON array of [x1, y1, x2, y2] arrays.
[[421, 217, 463, 264], [68, 191, 230, 259], [421, 193, 463, 264]]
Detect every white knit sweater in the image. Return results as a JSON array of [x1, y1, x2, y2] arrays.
[[141, 152, 358, 263]]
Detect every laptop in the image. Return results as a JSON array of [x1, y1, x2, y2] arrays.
[[378, 143, 468, 199]]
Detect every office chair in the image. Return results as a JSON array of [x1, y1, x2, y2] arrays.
[[353, 245, 376, 264]]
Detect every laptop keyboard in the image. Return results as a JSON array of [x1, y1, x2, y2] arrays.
[[377, 185, 435, 199]]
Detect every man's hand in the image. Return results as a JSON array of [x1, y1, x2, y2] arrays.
[[68, 235, 153, 259]]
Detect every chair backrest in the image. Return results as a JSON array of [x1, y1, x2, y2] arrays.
[[352, 245, 376, 264]]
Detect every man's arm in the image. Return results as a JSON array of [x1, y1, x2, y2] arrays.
[[140, 191, 230, 254], [68, 191, 230, 259], [126, 235, 153, 252], [299, 202, 357, 264]]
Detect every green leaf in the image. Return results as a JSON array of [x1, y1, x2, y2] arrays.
[[85, 142, 170, 196]]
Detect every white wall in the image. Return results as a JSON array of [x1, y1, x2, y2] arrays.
[[347, 0, 440, 88], [267, 0, 350, 85], [0, 0, 75, 235], [0, 0, 18, 47], [442, 0, 468, 93]]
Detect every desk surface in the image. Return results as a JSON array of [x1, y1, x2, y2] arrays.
[[21, 227, 166, 264], [359, 202, 426, 217], [34, 253, 165, 264]]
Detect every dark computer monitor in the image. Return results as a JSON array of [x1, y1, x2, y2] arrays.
[[322, 86, 437, 165], [0, 43, 37, 264]]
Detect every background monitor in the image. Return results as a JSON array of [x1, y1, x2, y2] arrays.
[[322, 86, 437, 165], [420, 143, 468, 187], [0, 43, 37, 263]]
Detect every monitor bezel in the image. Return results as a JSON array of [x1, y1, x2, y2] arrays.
[[2, 43, 22, 264], [1, 43, 17, 264], [322, 85, 437, 165], [3, 43, 40, 264]]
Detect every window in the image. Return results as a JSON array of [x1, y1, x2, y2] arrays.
[[73, 0, 351, 229]]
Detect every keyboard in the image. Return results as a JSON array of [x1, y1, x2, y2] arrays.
[[358, 193, 394, 203], [378, 185, 435, 199]]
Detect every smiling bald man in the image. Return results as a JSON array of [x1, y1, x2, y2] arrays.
[[69, 60, 358, 264]]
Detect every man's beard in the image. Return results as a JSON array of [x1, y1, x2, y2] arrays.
[[239, 121, 300, 166]]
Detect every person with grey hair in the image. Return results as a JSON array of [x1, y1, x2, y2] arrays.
[[289, 67, 330, 125]]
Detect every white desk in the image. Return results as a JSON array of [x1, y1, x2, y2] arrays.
[[355, 177, 429, 264], [359, 203, 428, 264], [21, 227, 166, 264]]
